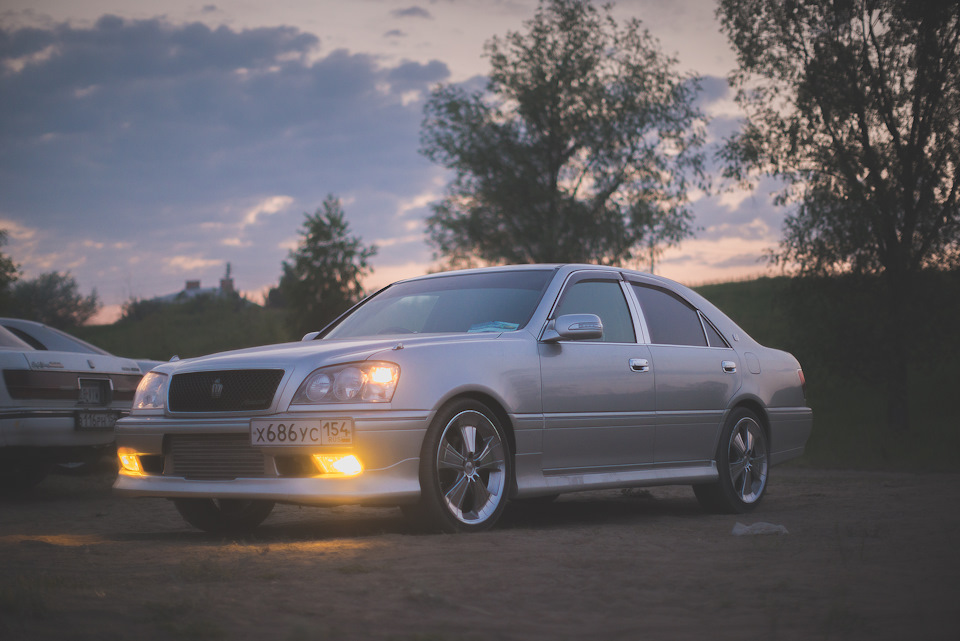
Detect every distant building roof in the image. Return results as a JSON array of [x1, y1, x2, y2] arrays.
[[152, 277, 235, 303]]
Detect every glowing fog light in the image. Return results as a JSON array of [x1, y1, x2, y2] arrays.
[[117, 447, 142, 475], [312, 454, 363, 476]]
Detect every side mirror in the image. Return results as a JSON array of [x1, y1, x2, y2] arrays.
[[301, 331, 321, 342], [541, 314, 603, 343]]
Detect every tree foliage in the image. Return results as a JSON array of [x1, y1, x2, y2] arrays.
[[718, 0, 960, 275], [5, 272, 100, 328], [273, 195, 376, 338], [420, 0, 707, 267], [717, 0, 960, 431], [0, 230, 19, 306]]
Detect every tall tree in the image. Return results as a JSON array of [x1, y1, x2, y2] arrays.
[[0, 230, 19, 306], [274, 195, 377, 337], [7, 272, 100, 328], [717, 0, 960, 431], [420, 0, 707, 267]]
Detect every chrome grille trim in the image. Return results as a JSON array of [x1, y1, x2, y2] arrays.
[[168, 369, 284, 412]]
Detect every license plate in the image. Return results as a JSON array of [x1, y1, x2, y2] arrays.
[[250, 418, 354, 446], [78, 379, 108, 405], [75, 411, 118, 431]]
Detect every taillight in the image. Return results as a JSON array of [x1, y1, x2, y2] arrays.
[[798, 368, 806, 398]]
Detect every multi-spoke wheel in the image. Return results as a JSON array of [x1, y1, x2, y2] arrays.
[[408, 399, 513, 533], [173, 498, 275, 534], [694, 407, 769, 514]]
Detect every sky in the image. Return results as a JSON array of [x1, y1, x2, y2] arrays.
[[0, 0, 786, 324]]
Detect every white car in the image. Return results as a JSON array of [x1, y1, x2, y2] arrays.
[[0, 317, 163, 374], [0, 325, 144, 490]]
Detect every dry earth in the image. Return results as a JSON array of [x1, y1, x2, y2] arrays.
[[1, 464, 958, 640]]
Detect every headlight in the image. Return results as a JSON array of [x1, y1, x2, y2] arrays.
[[133, 372, 168, 410], [291, 362, 399, 405]]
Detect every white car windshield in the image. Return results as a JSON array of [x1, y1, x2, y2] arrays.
[[323, 269, 555, 339]]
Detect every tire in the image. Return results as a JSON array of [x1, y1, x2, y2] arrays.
[[408, 399, 513, 533], [173, 498, 275, 534], [694, 407, 769, 514]]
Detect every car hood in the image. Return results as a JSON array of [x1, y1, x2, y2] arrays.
[[154, 332, 504, 375]]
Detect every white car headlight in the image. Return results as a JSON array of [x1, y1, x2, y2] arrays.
[[291, 362, 399, 405], [133, 371, 168, 410]]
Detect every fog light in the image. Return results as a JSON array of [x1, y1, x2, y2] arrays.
[[312, 454, 363, 476], [117, 447, 142, 475]]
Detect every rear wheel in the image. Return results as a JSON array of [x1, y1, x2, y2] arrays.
[[694, 408, 769, 514], [173, 498, 275, 534], [407, 399, 513, 533]]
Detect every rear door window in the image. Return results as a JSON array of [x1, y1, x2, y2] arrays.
[[631, 284, 707, 347]]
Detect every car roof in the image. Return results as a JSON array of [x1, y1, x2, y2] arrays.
[[0, 317, 111, 355]]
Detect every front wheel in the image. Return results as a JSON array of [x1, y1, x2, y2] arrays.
[[173, 498, 275, 534], [408, 399, 513, 533], [694, 408, 769, 514]]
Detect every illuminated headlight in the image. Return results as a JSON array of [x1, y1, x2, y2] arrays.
[[133, 372, 168, 410], [291, 362, 399, 405]]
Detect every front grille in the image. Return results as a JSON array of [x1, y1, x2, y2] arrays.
[[168, 369, 284, 412], [167, 434, 269, 480]]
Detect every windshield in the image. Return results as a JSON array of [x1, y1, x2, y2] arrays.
[[324, 270, 554, 339]]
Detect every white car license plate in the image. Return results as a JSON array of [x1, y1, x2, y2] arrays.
[[75, 411, 118, 431], [78, 379, 106, 405], [250, 419, 354, 446]]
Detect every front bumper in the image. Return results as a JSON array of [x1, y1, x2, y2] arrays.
[[114, 458, 421, 506], [113, 411, 429, 506]]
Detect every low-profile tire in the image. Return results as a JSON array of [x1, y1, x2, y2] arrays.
[[408, 399, 513, 533], [173, 498, 275, 534], [694, 407, 769, 514]]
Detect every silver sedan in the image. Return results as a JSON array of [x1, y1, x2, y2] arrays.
[[114, 264, 812, 533]]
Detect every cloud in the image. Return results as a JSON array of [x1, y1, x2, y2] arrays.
[[0, 16, 450, 310], [391, 7, 434, 20], [242, 195, 294, 228], [164, 255, 223, 273]]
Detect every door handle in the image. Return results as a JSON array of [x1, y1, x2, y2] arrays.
[[722, 361, 737, 373], [629, 358, 650, 372]]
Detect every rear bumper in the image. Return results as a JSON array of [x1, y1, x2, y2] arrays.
[[0, 410, 117, 448], [768, 406, 813, 465]]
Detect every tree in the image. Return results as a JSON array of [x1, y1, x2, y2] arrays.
[[7, 272, 100, 328], [0, 230, 19, 306], [273, 195, 377, 337], [420, 0, 707, 267], [717, 0, 960, 432]]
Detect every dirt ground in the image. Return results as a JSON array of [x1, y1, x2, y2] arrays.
[[1, 464, 958, 641]]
